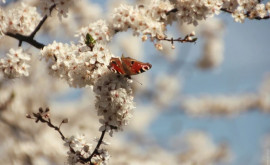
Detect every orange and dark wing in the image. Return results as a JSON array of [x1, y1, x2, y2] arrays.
[[121, 57, 152, 75], [108, 57, 152, 76], [108, 57, 126, 75]]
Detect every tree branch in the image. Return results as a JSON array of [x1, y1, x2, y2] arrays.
[[27, 107, 107, 164], [166, 8, 178, 15], [29, 4, 56, 38], [5, 32, 45, 49], [5, 4, 56, 49], [28, 108, 66, 140], [221, 7, 270, 20], [158, 36, 197, 43], [167, 7, 270, 20], [88, 130, 106, 163]]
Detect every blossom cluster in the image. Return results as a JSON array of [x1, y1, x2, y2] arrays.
[[231, 1, 270, 23], [111, 0, 174, 41], [141, 0, 175, 23], [64, 135, 93, 165], [41, 41, 112, 87], [111, 0, 270, 33], [77, 20, 113, 45], [0, 8, 7, 37], [65, 136, 109, 165], [94, 72, 135, 135], [222, 0, 238, 11], [0, 48, 30, 78], [175, 0, 222, 25], [41, 17, 136, 137], [175, 0, 270, 24], [91, 148, 110, 165], [38, 0, 74, 19], [0, 3, 41, 37]]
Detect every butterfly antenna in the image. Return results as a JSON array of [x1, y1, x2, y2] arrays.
[[125, 76, 142, 85], [133, 78, 143, 86]]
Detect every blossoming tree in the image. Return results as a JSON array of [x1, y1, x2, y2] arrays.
[[0, 0, 269, 164]]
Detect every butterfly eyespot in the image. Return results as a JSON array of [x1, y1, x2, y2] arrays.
[[110, 68, 117, 73], [111, 60, 117, 65], [142, 66, 150, 71]]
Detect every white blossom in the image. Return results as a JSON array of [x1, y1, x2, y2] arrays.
[[2, 3, 41, 35], [64, 135, 93, 165], [255, 3, 267, 18], [175, 0, 223, 26], [0, 48, 31, 78], [41, 41, 113, 87], [222, 0, 238, 11], [145, 0, 175, 22], [238, 0, 258, 11], [77, 19, 113, 44], [266, 2, 270, 13], [94, 72, 135, 135], [141, 35, 148, 41], [38, 0, 74, 19], [232, 6, 245, 23], [0, 7, 7, 38], [91, 149, 110, 165], [111, 2, 170, 39], [155, 42, 163, 50]]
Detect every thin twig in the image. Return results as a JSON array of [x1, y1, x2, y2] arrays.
[[0, 93, 25, 138], [29, 4, 56, 38], [158, 36, 197, 43], [0, 92, 15, 112], [88, 130, 106, 163], [27, 108, 108, 164], [31, 113, 66, 140]]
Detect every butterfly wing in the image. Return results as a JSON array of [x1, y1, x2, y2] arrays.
[[109, 57, 126, 75], [121, 57, 152, 75]]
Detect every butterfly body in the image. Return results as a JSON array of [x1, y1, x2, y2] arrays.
[[109, 57, 152, 76]]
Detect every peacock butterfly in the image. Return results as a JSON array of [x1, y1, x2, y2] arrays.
[[108, 56, 152, 76]]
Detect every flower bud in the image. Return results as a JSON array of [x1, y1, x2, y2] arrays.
[[141, 35, 148, 42], [190, 31, 196, 36]]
